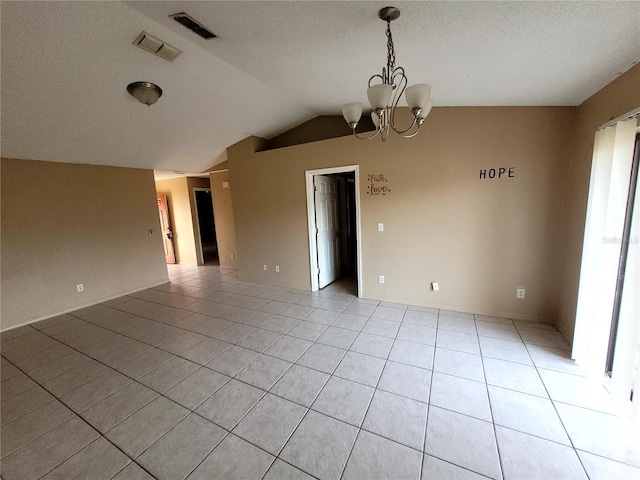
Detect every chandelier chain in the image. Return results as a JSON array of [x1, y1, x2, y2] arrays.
[[386, 19, 396, 80]]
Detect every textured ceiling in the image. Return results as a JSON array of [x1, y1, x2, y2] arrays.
[[1, 1, 639, 175]]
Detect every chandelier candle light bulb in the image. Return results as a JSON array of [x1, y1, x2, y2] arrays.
[[342, 6, 433, 141]]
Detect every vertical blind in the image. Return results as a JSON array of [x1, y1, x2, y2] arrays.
[[573, 117, 639, 417]]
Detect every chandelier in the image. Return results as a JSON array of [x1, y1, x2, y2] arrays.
[[341, 7, 433, 141]]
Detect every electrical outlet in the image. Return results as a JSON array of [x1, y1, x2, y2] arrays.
[[431, 281, 439, 292], [378, 223, 384, 232], [147, 228, 154, 234], [262, 264, 267, 271], [77, 284, 84, 293], [516, 287, 526, 299], [231, 254, 235, 260], [275, 265, 280, 272], [379, 275, 385, 284]]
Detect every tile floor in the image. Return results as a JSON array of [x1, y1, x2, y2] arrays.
[[1, 265, 640, 479]]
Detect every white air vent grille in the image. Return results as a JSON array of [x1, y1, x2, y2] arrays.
[[133, 31, 182, 62]]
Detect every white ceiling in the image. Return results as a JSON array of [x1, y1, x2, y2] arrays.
[[2, 1, 639, 175]]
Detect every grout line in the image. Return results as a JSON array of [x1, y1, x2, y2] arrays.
[[1, 356, 158, 480], [336, 309, 406, 480], [474, 314, 505, 480], [11, 324, 287, 478], [523, 338, 592, 478], [421, 351, 436, 479]]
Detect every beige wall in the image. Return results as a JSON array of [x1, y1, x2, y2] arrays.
[[1, 158, 168, 330], [209, 169, 238, 269], [556, 64, 640, 343], [228, 107, 576, 322]]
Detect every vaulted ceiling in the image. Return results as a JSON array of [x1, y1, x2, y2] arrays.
[[1, 1, 639, 176]]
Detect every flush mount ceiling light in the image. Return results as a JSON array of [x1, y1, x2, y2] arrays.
[[342, 6, 433, 141], [127, 81, 163, 106]]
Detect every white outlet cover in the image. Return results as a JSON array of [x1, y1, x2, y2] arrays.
[[379, 275, 385, 284], [262, 264, 267, 270], [378, 223, 384, 232]]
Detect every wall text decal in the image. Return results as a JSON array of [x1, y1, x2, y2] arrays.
[[479, 167, 515, 180], [367, 174, 390, 195]]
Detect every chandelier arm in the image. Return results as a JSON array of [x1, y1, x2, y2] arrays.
[[380, 112, 392, 142], [351, 128, 382, 141], [389, 67, 416, 133], [368, 74, 385, 88], [392, 117, 420, 135], [389, 67, 406, 102], [397, 126, 422, 139]]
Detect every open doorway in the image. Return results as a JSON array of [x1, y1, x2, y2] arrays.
[[193, 188, 219, 265], [305, 165, 362, 297]]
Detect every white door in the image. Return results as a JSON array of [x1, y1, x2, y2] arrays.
[[315, 175, 341, 288]]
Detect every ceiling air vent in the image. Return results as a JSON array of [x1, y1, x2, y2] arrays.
[[133, 31, 182, 62], [170, 12, 217, 40]]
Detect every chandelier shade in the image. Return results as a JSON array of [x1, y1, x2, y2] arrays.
[[342, 103, 364, 126], [342, 7, 433, 141], [405, 84, 431, 110], [417, 99, 433, 119], [367, 84, 393, 110]]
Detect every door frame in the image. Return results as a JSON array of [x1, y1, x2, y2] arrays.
[[192, 187, 214, 266], [305, 165, 362, 296]]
